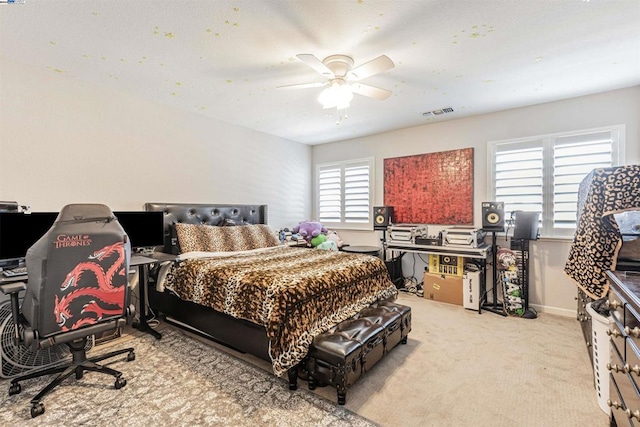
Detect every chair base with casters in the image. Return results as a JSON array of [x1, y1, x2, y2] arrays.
[[8, 335, 135, 418], [2, 282, 136, 418]]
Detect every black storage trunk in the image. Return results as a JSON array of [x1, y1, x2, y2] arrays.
[[306, 302, 412, 405]]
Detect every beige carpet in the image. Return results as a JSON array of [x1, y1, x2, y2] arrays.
[[222, 292, 607, 427], [1, 292, 606, 426]]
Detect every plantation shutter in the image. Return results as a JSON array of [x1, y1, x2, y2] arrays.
[[552, 131, 614, 229], [494, 140, 544, 220], [490, 125, 622, 237], [317, 158, 374, 228], [318, 164, 342, 223], [344, 161, 370, 223]]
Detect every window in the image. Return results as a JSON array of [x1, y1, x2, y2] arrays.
[[488, 125, 625, 238], [316, 158, 374, 229]]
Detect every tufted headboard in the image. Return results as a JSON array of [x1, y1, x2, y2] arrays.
[[144, 202, 268, 254]]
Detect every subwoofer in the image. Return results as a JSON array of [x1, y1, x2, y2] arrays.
[[482, 202, 505, 232], [373, 206, 394, 230]]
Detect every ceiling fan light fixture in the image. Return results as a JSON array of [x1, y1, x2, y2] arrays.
[[317, 79, 353, 109]]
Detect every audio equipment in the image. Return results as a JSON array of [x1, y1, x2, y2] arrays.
[[463, 270, 481, 311], [440, 255, 458, 266], [428, 254, 464, 276], [415, 234, 442, 246], [385, 254, 404, 288], [513, 211, 540, 240], [442, 226, 486, 248], [388, 223, 428, 243], [482, 201, 505, 231], [373, 206, 394, 230]]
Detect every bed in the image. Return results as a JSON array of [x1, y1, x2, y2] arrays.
[[143, 202, 398, 386]]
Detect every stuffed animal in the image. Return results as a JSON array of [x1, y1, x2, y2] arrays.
[[310, 233, 327, 247], [316, 240, 338, 251], [326, 230, 344, 248], [292, 221, 328, 244]]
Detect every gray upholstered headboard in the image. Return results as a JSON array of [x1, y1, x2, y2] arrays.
[[144, 202, 268, 254]]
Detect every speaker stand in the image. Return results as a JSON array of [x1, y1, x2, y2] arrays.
[[480, 231, 507, 317], [517, 238, 537, 320], [380, 229, 387, 262]]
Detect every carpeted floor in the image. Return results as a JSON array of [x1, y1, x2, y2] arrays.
[[223, 293, 609, 427], [0, 327, 375, 426], [0, 292, 609, 427]]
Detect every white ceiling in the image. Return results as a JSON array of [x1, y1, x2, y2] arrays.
[[1, 0, 639, 145]]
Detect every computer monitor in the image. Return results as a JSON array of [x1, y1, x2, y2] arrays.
[[0, 210, 165, 269], [0, 212, 58, 268], [113, 211, 164, 249]]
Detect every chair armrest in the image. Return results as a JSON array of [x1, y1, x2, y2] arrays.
[[0, 281, 27, 295], [0, 282, 27, 345]]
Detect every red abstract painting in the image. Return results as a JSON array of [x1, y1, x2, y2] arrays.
[[384, 148, 474, 225]]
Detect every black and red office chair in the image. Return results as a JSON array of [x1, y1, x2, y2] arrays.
[[2, 204, 136, 418]]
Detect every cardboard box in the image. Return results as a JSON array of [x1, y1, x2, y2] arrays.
[[423, 271, 463, 306], [463, 270, 481, 311]]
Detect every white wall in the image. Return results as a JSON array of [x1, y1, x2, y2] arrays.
[[2, 57, 638, 316], [313, 86, 640, 316], [0, 60, 312, 228]]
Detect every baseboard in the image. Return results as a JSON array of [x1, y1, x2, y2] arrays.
[[529, 303, 574, 318]]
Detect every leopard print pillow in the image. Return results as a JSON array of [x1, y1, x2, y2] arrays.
[[174, 223, 207, 253], [174, 223, 279, 253]]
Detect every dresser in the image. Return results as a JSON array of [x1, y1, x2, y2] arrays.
[[606, 270, 640, 426], [578, 287, 594, 364]]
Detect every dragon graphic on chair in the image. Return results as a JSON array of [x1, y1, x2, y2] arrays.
[[53, 242, 127, 331]]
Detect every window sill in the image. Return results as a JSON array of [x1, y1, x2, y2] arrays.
[[326, 226, 374, 232]]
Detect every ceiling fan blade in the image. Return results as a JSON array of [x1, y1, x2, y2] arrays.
[[347, 55, 395, 81], [351, 83, 392, 100], [277, 82, 326, 90], [296, 54, 333, 77]]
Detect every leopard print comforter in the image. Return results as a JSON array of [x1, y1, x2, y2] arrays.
[[163, 246, 398, 376], [565, 165, 640, 299]]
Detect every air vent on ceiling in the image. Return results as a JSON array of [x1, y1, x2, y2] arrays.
[[422, 107, 455, 117]]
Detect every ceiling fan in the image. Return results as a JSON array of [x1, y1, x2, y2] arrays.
[[279, 54, 395, 112]]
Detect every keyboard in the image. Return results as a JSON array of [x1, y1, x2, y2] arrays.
[[2, 266, 27, 277]]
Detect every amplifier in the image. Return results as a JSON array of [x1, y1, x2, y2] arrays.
[[415, 235, 442, 246], [428, 254, 464, 277]]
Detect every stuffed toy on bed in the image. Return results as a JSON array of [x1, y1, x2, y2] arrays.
[[310, 233, 327, 247], [326, 230, 344, 248], [316, 240, 339, 251], [292, 220, 328, 245]]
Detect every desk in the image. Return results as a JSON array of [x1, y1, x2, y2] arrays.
[[385, 242, 490, 259], [385, 242, 491, 311], [130, 252, 177, 340], [1, 254, 177, 340], [0, 274, 27, 286]]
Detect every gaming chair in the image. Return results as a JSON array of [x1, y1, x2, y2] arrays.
[[2, 204, 136, 418]]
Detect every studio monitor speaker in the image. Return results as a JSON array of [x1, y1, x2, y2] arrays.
[[513, 211, 540, 240], [373, 206, 394, 230], [482, 201, 505, 231]]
